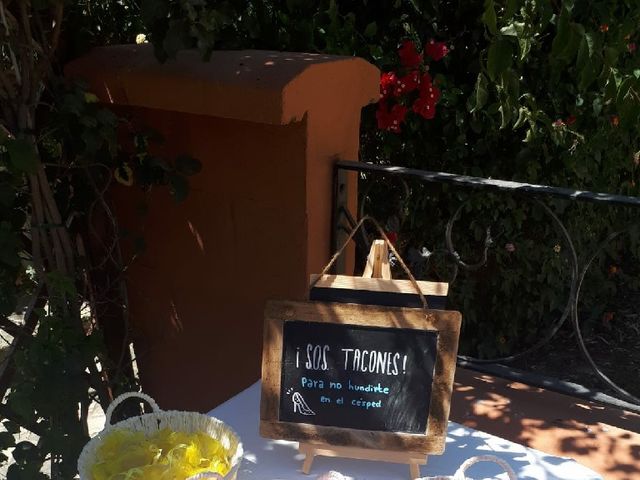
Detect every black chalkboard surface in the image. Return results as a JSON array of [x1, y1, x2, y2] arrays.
[[279, 320, 438, 433], [310, 287, 447, 310], [309, 274, 449, 310]]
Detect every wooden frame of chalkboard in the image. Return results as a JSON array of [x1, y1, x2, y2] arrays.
[[310, 274, 449, 310], [260, 300, 461, 454]]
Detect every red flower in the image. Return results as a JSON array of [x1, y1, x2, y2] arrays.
[[599, 24, 609, 33], [380, 71, 397, 98], [394, 70, 420, 96], [411, 74, 441, 120], [419, 74, 441, 102], [566, 115, 577, 126], [552, 119, 565, 127], [420, 71, 433, 87], [610, 115, 620, 127], [398, 40, 422, 68], [628, 42, 637, 53], [376, 101, 408, 133], [425, 39, 449, 61], [412, 95, 438, 119]]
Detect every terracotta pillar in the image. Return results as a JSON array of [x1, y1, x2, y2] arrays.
[[66, 46, 379, 411]]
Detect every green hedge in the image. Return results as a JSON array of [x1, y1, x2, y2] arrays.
[[141, 0, 640, 358]]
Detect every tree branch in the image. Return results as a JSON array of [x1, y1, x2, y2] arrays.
[[0, 317, 32, 340], [49, 2, 63, 56], [0, 0, 21, 86]]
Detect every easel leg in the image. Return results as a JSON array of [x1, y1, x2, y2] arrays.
[[302, 452, 315, 474], [410, 455, 427, 480]]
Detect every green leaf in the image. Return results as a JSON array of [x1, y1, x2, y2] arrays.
[[174, 155, 202, 176], [470, 73, 489, 113], [518, 37, 532, 60], [604, 70, 619, 101], [96, 109, 117, 127], [141, 0, 169, 25], [500, 22, 524, 37], [0, 222, 19, 267], [6, 139, 38, 174], [583, 32, 594, 57], [513, 106, 528, 129], [551, 8, 571, 58], [555, 23, 582, 63], [487, 37, 513, 81], [169, 174, 189, 203], [576, 35, 599, 91], [363, 22, 377, 38], [579, 59, 599, 91], [592, 97, 603, 116], [499, 101, 512, 129], [504, 0, 521, 19], [369, 44, 384, 60], [162, 20, 192, 59], [482, 0, 497, 35], [84, 92, 99, 104], [617, 78, 640, 127]]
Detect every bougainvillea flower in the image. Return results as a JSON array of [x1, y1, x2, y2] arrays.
[[420, 71, 433, 87], [398, 40, 423, 68], [394, 70, 420, 96], [425, 39, 449, 61], [412, 95, 437, 119], [552, 119, 566, 127], [376, 101, 408, 133], [380, 71, 398, 98], [599, 24, 609, 33], [419, 78, 441, 103]]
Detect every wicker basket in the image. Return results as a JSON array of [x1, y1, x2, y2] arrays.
[[77, 392, 243, 480], [421, 455, 517, 479]]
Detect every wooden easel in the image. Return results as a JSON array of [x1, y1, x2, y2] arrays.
[[299, 443, 427, 479], [300, 239, 428, 479], [362, 239, 392, 279]]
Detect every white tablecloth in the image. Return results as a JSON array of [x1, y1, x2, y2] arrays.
[[208, 382, 602, 480]]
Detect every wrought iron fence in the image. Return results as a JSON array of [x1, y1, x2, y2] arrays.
[[332, 159, 640, 408]]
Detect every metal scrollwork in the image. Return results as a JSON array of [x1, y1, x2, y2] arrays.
[[333, 160, 640, 405], [572, 230, 640, 404]]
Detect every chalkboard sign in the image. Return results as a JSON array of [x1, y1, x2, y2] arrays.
[[260, 300, 461, 454], [279, 320, 438, 433]]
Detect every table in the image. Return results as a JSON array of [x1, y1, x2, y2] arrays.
[[209, 382, 602, 480]]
